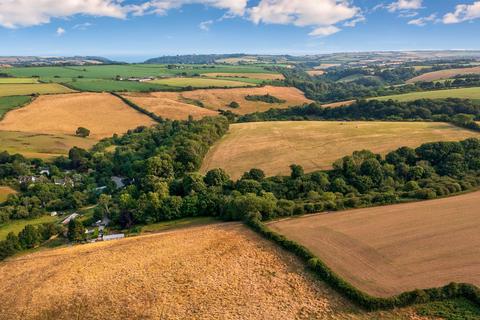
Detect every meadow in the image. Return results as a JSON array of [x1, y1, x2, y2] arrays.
[[0, 96, 32, 118], [202, 72, 285, 80], [0, 215, 58, 240], [0, 223, 436, 320], [269, 190, 480, 297], [63, 79, 174, 92], [0, 83, 74, 97], [0, 78, 38, 84], [371, 87, 480, 102], [407, 66, 480, 83], [0, 186, 16, 204], [201, 121, 480, 178], [147, 77, 255, 88], [0, 93, 155, 139]]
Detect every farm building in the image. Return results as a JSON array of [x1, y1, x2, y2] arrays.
[[102, 234, 125, 241]]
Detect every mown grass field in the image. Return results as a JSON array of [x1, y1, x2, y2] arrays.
[[371, 87, 480, 102], [0, 223, 435, 319], [0, 215, 58, 240], [407, 66, 480, 83], [0, 96, 32, 118], [0, 130, 97, 159], [0, 186, 16, 203], [0, 78, 38, 84], [201, 121, 480, 178], [148, 77, 256, 88], [121, 92, 218, 120], [0, 83, 74, 97], [269, 190, 480, 297], [0, 93, 155, 139]]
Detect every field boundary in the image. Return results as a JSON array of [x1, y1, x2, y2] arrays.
[[0, 95, 34, 121], [110, 92, 163, 123], [246, 218, 480, 311]]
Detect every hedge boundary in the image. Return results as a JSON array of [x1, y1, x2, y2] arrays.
[[110, 92, 164, 123], [246, 218, 480, 311]]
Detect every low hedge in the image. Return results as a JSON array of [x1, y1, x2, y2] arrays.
[[111, 92, 163, 123], [246, 218, 480, 311]]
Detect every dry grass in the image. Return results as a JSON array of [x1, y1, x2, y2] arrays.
[[177, 85, 312, 115], [121, 92, 218, 120], [0, 83, 73, 97], [407, 66, 480, 83], [201, 121, 480, 179], [269, 191, 480, 297], [0, 223, 427, 320], [322, 100, 355, 108], [0, 186, 16, 203], [203, 73, 285, 80], [0, 93, 156, 139], [307, 70, 325, 77]]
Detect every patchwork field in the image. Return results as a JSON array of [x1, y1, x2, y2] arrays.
[[201, 121, 480, 178], [0, 131, 96, 159], [0, 223, 429, 320], [178, 85, 312, 114], [269, 191, 480, 297], [0, 96, 32, 118], [148, 77, 255, 88], [0, 93, 156, 139], [407, 66, 480, 83], [0, 186, 16, 203], [0, 78, 38, 84], [371, 87, 480, 102], [121, 92, 218, 120], [0, 83, 74, 97]]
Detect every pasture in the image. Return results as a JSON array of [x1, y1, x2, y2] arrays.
[[407, 66, 480, 83], [371, 87, 480, 102], [121, 92, 218, 120], [178, 85, 312, 114], [0, 223, 431, 319], [64, 79, 174, 92], [0, 93, 156, 139], [0, 186, 16, 203], [0, 215, 58, 240], [201, 121, 480, 179], [0, 131, 96, 159], [147, 77, 255, 88], [202, 72, 285, 80], [0, 96, 32, 118], [0, 83, 73, 97], [269, 191, 480, 297], [0, 78, 38, 84]]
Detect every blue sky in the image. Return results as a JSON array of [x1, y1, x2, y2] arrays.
[[0, 0, 479, 61]]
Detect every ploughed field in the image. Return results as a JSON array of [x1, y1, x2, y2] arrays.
[[0, 223, 429, 320], [269, 191, 480, 297], [407, 66, 480, 83], [201, 121, 480, 179]]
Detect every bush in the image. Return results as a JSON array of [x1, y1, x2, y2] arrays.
[[229, 101, 240, 109], [76, 127, 90, 138]]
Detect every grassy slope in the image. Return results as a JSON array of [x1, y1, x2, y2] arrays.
[[371, 87, 480, 102], [0, 215, 58, 240], [201, 121, 480, 179], [0, 96, 32, 118]]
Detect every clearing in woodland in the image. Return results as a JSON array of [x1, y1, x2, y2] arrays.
[[407, 66, 480, 83], [269, 190, 480, 297], [0, 223, 431, 320], [201, 121, 480, 179], [121, 92, 218, 120], [0, 93, 156, 139]]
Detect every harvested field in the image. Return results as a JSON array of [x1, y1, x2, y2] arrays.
[[371, 87, 480, 103], [121, 92, 218, 120], [307, 70, 325, 76], [0, 93, 156, 139], [407, 66, 480, 83], [203, 72, 284, 80], [322, 100, 355, 108], [269, 191, 480, 297], [0, 186, 16, 203], [0, 130, 96, 158], [176, 85, 312, 115], [0, 83, 73, 97], [0, 223, 428, 320], [201, 121, 480, 179], [148, 77, 255, 88]]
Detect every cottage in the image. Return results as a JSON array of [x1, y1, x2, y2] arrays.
[[54, 177, 75, 187], [111, 176, 125, 189]]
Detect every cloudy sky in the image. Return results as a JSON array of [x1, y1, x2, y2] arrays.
[[0, 0, 479, 61]]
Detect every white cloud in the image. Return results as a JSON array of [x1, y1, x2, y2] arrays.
[[387, 0, 422, 12], [443, 1, 480, 24], [134, 0, 248, 16], [0, 0, 127, 28], [408, 13, 436, 26], [56, 27, 66, 36], [73, 22, 93, 30], [249, 0, 361, 37], [199, 19, 213, 31]]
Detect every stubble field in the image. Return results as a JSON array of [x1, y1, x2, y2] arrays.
[[201, 121, 480, 178], [407, 66, 480, 83], [269, 191, 480, 297]]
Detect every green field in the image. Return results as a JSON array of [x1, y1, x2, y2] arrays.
[[0, 83, 74, 97], [148, 77, 256, 88], [371, 87, 480, 102], [64, 79, 174, 92], [0, 78, 38, 84], [139, 217, 217, 234], [0, 96, 32, 118], [212, 76, 266, 84], [0, 215, 59, 240], [0, 131, 96, 159]]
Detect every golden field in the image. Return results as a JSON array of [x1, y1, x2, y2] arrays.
[[201, 121, 480, 179], [269, 191, 480, 297], [407, 66, 480, 83]]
